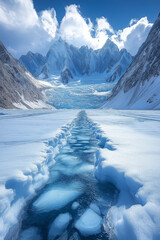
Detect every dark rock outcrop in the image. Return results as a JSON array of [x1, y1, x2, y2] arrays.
[[61, 68, 73, 84]]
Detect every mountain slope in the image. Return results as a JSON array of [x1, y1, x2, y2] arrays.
[[20, 51, 46, 77], [0, 41, 50, 109], [103, 14, 160, 110], [20, 38, 132, 83]]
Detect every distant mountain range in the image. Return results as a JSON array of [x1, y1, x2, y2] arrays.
[[1, 14, 160, 110], [0, 41, 50, 109], [103, 13, 160, 110], [20, 38, 132, 84]]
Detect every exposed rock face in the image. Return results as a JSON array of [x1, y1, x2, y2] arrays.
[[0, 41, 47, 109], [20, 38, 132, 84], [20, 51, 46, 77], [61, 68, 73, 84], [103, 14, 160, 110]]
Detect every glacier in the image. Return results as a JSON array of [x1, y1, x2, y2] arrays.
[[0, 109, 160, 240]]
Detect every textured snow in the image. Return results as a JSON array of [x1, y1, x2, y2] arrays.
[[0, 109, 78, 240], [33, 182, 83, 212], [48, 213, 72, 240], [75, 208, 102, 236], [103, 76, 160, 110], [13, 99, 51, 110], [87, 109, 160, 240]]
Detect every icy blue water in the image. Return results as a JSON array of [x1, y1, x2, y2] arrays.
[[18, 111, 117, 240], [45, 82, 115, 109]]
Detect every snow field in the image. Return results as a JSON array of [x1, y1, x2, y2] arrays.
[[0, 110, 78, 240], [87, 110, 160, 240]]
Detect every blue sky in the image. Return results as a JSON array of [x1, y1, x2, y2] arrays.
[[0, 0, 158, 57], [33, 0, 160, 30]]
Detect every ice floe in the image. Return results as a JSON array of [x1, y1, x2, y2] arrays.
[[33, 182, 83, 212], [75, 208, 102, 236], [18, 227, 42, 240], [48, 213, 72, 240]]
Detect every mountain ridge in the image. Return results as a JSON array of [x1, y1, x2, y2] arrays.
[[0, 40, 50, 109], [20, 38, 133, 84], [103, 13, 160, 110]]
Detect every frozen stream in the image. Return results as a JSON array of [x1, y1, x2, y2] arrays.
[[17, 111, 118, 240]]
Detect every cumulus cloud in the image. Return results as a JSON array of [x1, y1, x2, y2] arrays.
[[0, 1, 153, 57], [96, 17, 114, 33], [40, 8, 58, 39], [0, 0, 38, 29], [111, 17, 153, 55], [94, 17, 114, 48], [0, 0, 58, 57], [59, 5, 94, 48], [58, 5, 115, 50]]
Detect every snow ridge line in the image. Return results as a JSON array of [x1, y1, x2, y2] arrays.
[[89, 121, 143, 203], [1, 121, 74, 240], [87, 120, 146, 239]]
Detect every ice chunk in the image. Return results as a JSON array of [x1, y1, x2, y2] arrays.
[[89, 203, 101, 215], [53, 162, 93, 176], [71, 201, 80, 210], [18, 227, 42, 240], [69, 232, 81, 240], [48, 213, 72, 240], [75, 208, 102, 236], [33, 182, 83, 212], [55, 154, 81, 166], [57, 231, 68, 240]]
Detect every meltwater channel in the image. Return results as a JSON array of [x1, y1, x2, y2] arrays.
[[17, 111, 118, 240]]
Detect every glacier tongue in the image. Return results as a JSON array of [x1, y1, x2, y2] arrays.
[[45, 76, 116, 109]]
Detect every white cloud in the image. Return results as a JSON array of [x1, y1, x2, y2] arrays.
[[93, 17, 114, 49], [96, 17, 114, 33], [59, 5, 94, 48], [0, 1, 153, 57], [0, 0, 58, 57], [40, 8, 58, 39], [0, 0, 38, 29], [111, 17, 153, 55], [58, 5, 114, 50]]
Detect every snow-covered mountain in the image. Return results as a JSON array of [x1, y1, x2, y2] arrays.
[[0, 40, 50, 109], [103, 14, 160, 110], [20, 38, 132, 83]]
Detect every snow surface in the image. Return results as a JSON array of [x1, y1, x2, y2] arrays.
[[0, 109, 78, 240], [75, 208, 102, 236], [87, 109, 160, 240], [48, 213, 72, 240], [103, 76, 160, 110], [1, 109, 160, 240]]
